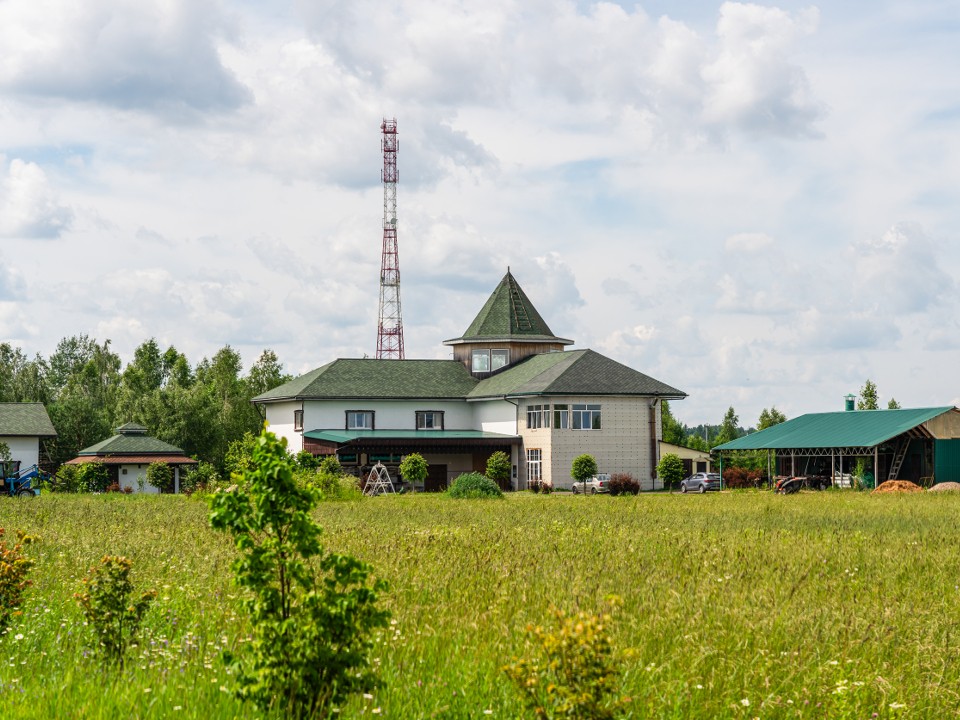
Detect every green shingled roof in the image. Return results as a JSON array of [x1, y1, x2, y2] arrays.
[[444, 270, 573, 345], [253, 359, 479, 402], [714, 407, 958, 451], [470, 349, 686, 399], [0, 403, 57, 437], [78, 423, 186, 456]]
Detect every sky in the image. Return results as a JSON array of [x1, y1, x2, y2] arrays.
[[1, 0, 959, 428]]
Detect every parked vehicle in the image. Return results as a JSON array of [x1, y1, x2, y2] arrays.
[[679, 472, 721, 494], [0, 461, 45, 497], [571, 473, 611, 494]]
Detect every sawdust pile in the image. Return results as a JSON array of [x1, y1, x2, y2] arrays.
[[928, 482, 960, 492], [872, 480, 923, 494]]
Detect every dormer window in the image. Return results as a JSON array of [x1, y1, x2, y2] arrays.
[[472, 349, 510, 373]]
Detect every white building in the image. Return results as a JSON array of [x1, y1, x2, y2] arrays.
[[255, 271, 686, 490], [0, 402, 56, 471]]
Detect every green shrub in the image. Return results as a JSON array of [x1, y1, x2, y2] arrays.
[[146, 461, 174, 493], [399, 453, 429, 491], [75, 555, 156, 669], [53, 464, 84, 493], [504, 602, 629, 719], [656, 453, 684, 490], [294, 450, 321, 470], [79, 462, 110, 493], [0, 529, 37, 629], [485, 451, 511, 488], [209, 428, 390, 718], [448, 472, 504, 499], [181, 461, 221, 494], [607, 473, 639, 496], [572, 454, 598, 485]]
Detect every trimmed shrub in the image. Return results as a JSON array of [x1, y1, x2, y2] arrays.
[[607, 473, 640, 496], [448, 472, 504, 499], [723, 467, 765, 489], [656, 453, 685, 490]]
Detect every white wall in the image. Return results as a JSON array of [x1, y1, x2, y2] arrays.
[[471, 399, 518, 434], [0, 436, 40, 468], [263, 400, 303, 453], [118, 463, 160, 494], [303, 399, 475, 431]]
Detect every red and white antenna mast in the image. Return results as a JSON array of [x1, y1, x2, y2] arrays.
[[376, 118, 405, 359]]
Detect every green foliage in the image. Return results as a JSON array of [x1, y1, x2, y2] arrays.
[[713, 406, 742, 447], [888, 398, 901, 409], [146, 461, 175, 493], [302, 458, 362, 501], [504, 602, 629, 719], [656, 453, 685, 489], [0, 441, 10, 465], [52, 464, 83, 493], [75, 555, 157, 668], [294, 450, 321, 470], [209, 428, 390, 718], [181, 461, 221, 494], [448, 472, 504, 499], [571, 454, 598, 487], [78, 462, 110, 493], [399, 453, 429, 489], [0, 528, 36, 629], [757, 406, 787, 431], [660, 400, 686, 446], [485, 451, 511, 486], [223, 431, 258, 481], [246, 349, 291, 397], [858, 380, 879, 410]]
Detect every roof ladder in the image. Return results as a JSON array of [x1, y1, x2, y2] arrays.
[[510, 287, 533, 331], [888, 438, 910, 481]]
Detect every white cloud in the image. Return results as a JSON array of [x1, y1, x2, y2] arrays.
[[0, 157, 73, 238], [725, 232, 773, 252], [0, 0, 249, 118]]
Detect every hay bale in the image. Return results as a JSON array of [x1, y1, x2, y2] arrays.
[[873, 480, 923, 494], [928, 482, 960, 492]]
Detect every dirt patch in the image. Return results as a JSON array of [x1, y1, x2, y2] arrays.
[[928, 482, 960, 492], [873, 480, 923, 494]]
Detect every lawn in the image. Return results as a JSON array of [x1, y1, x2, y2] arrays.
[[0, 490, 958, 718]]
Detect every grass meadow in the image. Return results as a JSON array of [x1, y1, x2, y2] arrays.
[[0, 490, 959, 718]]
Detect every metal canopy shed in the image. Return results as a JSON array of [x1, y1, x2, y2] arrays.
[[713, 406, 960, 487]]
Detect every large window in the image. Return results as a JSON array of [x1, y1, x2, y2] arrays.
[[346, 410, 374, 430], [526, 404, 550, 430], [526, 448, 542, 485], [416, 410, 444, 430], [294, 409, 303, 431], [471, 349, 510, 372], [553, 404, 569, 429], [572, 403, 601, 430]]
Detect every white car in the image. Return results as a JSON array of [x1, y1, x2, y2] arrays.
[[571, 473, 610, 494]]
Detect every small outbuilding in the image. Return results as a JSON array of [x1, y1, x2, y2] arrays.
[[713, 406, 960, 487], [65, 422, 197, 493], [0, 402, 57, 469]]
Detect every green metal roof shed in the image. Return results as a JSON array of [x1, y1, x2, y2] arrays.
[[713, 406, 960, 487]]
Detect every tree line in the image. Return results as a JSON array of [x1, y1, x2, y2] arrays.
[[0, 336, 290, 470]]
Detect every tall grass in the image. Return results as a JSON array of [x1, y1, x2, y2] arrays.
[[0, 491, 958, 717]]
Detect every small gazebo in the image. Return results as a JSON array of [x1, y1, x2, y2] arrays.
[[65, 422, 197, 493]]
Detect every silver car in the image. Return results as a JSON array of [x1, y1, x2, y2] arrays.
[[571, 473, 611, 494], [679, 472, 721, 493]]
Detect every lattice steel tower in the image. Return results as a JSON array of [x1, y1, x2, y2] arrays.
[[376, 118, 405, 359]]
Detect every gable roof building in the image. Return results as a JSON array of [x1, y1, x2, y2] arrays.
[[255, 270, 685, 491], [0, 402, 57, 469]]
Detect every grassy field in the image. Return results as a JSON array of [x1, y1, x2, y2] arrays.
[[1, 490, 959, 718]]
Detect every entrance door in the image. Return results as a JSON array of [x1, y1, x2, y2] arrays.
[[424, 464, 448, 492]]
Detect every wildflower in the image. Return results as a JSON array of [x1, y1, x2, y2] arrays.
[[740, 698, 750, 706], [889, 702, 906, 710]]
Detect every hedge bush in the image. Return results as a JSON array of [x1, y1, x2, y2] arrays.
[[448, 472, 504, 499], [607, 473, 640, 496]]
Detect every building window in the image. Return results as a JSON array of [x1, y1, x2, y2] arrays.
[[294, 409, 303, 431], [472, 350, 490, 372], [346, 411, 374, 430], [553, 404, 569, 429], [416, 410, 444, 430], [526, 404, 550, 430], [472, 349, 509, 372], [526, 448, 542, 485], [572, 403, 601, 430]]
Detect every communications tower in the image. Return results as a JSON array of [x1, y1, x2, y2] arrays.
[[376, 118, 405, 359]]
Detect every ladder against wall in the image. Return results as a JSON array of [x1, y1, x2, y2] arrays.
[[364, 462, 395, 496]]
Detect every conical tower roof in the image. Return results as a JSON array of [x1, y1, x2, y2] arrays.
[[444, 269, 573, 346]]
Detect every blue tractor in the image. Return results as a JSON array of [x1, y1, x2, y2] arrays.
[[0, 461, 45, 497]]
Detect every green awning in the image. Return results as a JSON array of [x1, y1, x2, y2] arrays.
[[714, 407, 956, 451]]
